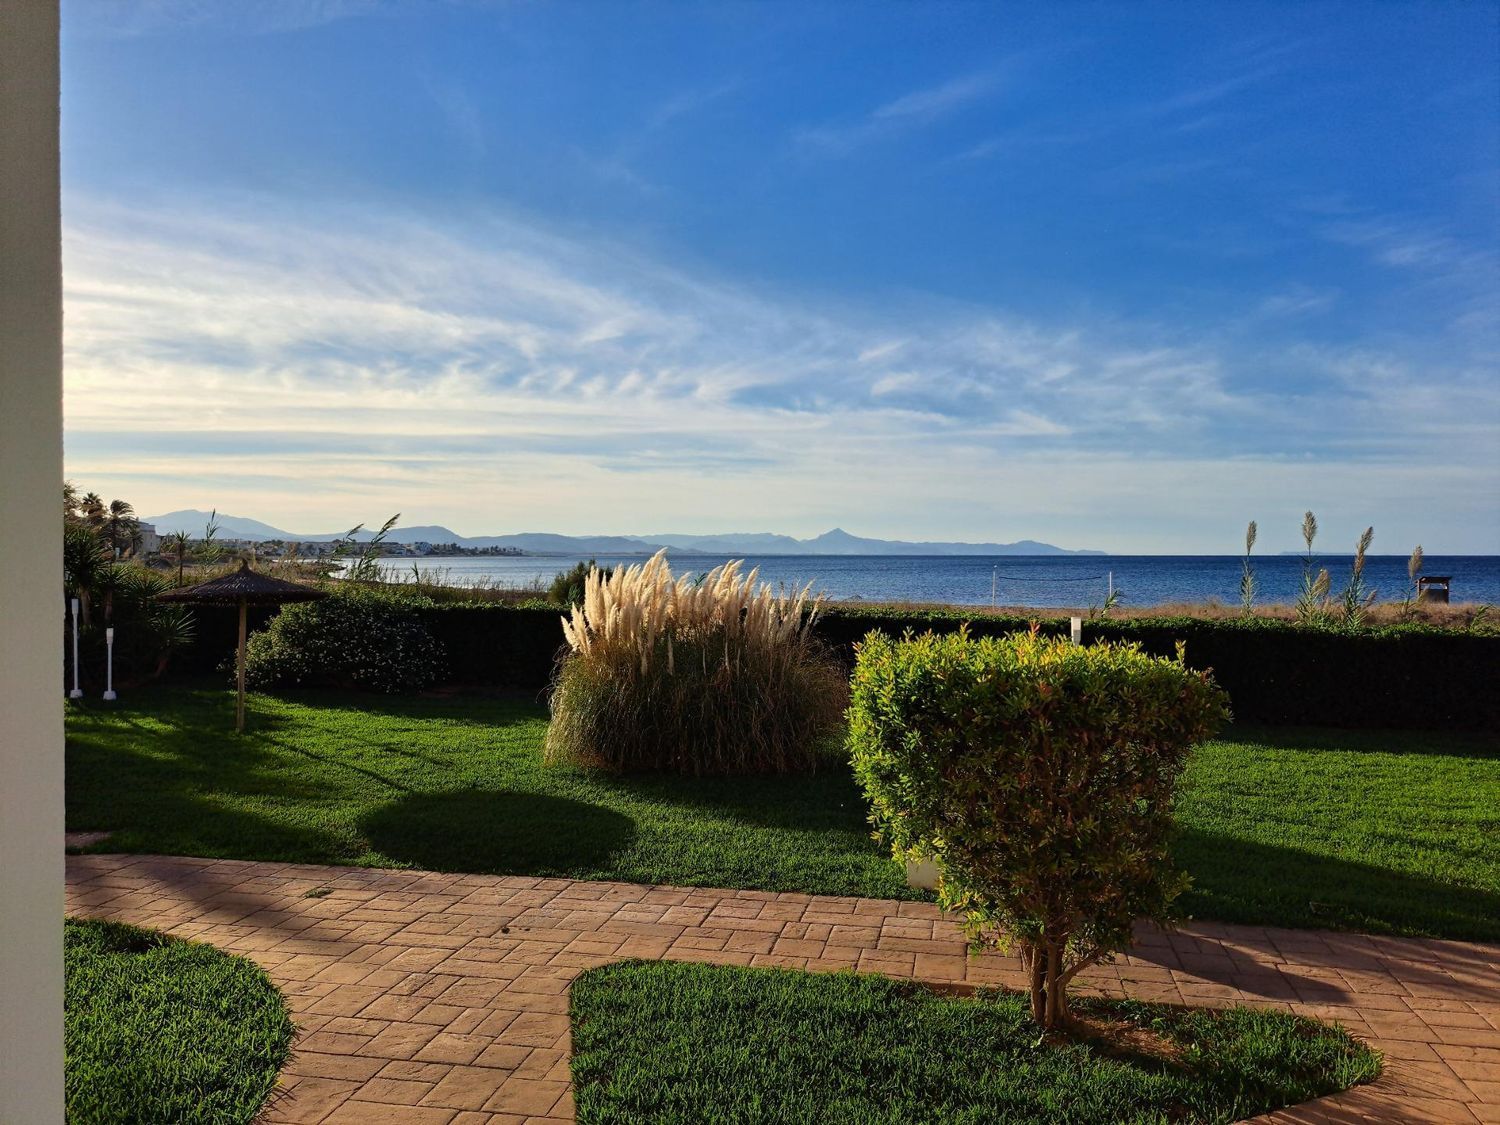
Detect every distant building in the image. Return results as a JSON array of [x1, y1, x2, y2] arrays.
[[136, 522, 160, 556]]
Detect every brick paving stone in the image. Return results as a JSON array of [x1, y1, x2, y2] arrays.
[[64, 854, 1499, 1124]]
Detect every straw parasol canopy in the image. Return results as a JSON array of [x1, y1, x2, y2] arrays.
[[158, 560, 327, 731]]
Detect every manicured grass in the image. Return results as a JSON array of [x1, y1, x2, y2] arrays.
[[66, 684, 1500, 939], [67, 684, 908, 899], [65, 917, 292, 1125], [569, 960, 1381, 1124], [1175, 726, 1500, 938]]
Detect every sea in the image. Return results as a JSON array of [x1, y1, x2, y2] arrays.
[[363, 553, 1500, 610]]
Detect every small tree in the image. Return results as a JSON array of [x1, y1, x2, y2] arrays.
[[848, 627, 1229, 1030], [165, 530, 192, 586], [548, 558, 612, 606]]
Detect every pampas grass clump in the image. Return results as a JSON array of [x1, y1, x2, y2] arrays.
[[545, 550, 847, 775]]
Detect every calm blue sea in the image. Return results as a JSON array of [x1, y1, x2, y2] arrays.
[[368, 554, 1500, 610]]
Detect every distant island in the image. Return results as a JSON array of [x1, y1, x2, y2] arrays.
[[144, 509, 1104, 557]]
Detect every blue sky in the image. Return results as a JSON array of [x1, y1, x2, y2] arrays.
[[60, 1, 1499, 552]]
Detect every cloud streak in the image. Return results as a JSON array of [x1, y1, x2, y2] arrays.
[[794, 67, 1009, 156]]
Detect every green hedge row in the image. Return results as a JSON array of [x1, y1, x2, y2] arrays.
[[172, 602, 1499, 731]]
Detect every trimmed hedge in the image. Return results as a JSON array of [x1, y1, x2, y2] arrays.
[[848, 629, 1230, 1025], [821, 608, 1500, 731], [170, 601, 1499, 730]]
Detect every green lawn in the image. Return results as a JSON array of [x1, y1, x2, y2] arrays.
[[66, 684, 1500, 939], [569, 960, 1380, 1125], [65, 917, 292, 1125]]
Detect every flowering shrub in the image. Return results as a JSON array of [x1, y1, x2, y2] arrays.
[[848, 627, 1229, 1028], [243, 585, 447, 693], [545, 550, 846, 774]]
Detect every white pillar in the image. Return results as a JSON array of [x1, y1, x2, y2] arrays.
[[0, 1, 66, 1121], [69, 597, 82, 698], [103, 628, 117, 701]]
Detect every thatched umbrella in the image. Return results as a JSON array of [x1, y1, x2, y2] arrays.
[[158, 560, 327, 731]]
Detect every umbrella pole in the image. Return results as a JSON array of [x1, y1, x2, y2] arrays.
[[236, 598, 247, 733]]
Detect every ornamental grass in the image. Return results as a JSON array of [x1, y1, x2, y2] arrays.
[[545, 550, 846, 775]]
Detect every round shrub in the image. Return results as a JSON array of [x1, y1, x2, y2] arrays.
[[848, 627, 1230, 1028], [243, 584, 447, 693], [545, 551, 847, 775]]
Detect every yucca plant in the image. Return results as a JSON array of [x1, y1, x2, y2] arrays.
[[545, 550, 846, 775]]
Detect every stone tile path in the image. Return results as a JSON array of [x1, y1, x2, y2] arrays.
[[66, 854, 1499, 1124]]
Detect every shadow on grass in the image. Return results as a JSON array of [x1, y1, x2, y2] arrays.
[[604, 764, 872, 832], [259, 684, 549, 722], [1175, 828, 1500, 943], [361, 789, 636, 876], [79, 791, 352, 865]]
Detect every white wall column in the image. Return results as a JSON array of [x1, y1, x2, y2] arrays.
[[0, 1, 66, 1122]]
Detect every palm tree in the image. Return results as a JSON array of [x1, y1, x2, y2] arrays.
[[63, 480, 80, 520], [165, 530, 192, 586], [78, 492, 105, 529], [102, 498, 140, 557]]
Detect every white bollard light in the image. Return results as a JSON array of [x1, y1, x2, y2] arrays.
[[69, 597, 83, 699], [1070, 615, 1082, 645], [102, 626, 117, 701]]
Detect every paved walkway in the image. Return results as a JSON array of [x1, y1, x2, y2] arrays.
[[66, 854, 1499, 1124]]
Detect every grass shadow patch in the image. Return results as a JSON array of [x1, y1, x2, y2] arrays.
[[1174, 827, 1500, 942], [605, 766, 871, 831], [362, 788, 636, 876]]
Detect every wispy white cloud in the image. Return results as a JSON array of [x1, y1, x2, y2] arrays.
[[1323, 217, 1493, 275], [60, 194, 1500, 549], [1255, 284, 1340, 320], [794, 67, 1009, 156], [872, 71, 1002, 123], [1319, 213, 1500, 338]]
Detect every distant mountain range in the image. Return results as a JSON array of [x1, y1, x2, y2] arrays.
[[144, 509, 1102, 556], [644, 528, 1104, 556]]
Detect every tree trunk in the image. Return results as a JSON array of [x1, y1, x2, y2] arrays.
[[1025, 945, 1046, 1023], [1024, 933, 1074, 1031], [1044, 940, 1063, 1028]]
